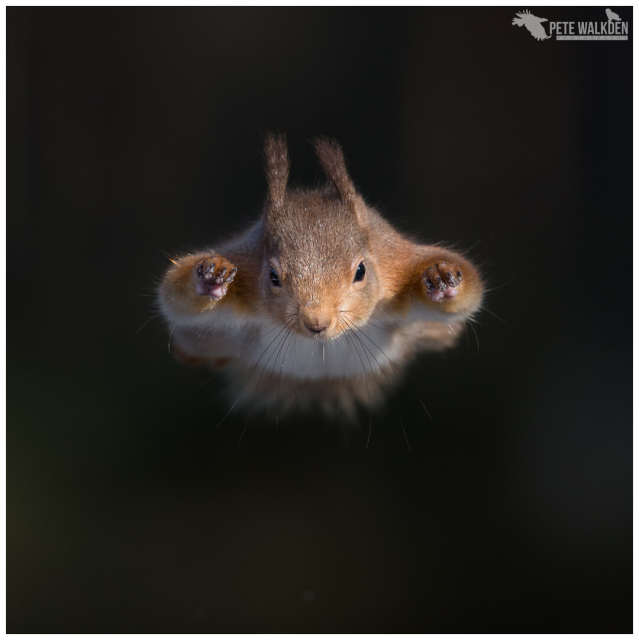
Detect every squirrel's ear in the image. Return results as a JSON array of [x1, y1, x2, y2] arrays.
[[314, 138, 356, 203], [264, 133, 290, 209], [314, 137, 368, 227]]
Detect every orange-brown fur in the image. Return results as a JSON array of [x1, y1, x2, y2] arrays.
[[158, 135, 484, 418]]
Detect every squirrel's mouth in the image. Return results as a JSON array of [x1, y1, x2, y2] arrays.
[[296, 314, 337, 340], [301, 328, 333, 341], [298, 323, 341, 342]]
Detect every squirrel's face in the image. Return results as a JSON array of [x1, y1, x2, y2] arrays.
[[262, 194, 380, 341]]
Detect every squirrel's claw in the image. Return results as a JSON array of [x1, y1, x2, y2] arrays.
[[423, 261, 462, 302], [195, 255, 237, 300]]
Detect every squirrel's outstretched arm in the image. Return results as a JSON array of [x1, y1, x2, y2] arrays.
[[386, 244, 483, 322], [158, 223, 264, 331], [158, 251, 247, 329]]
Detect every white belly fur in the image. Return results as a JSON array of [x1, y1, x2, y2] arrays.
[[171, 301, 461, 382], [173, 311, 405, 381], [243, 322, 399, 381]]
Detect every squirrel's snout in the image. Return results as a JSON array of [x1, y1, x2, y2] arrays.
[[305, 321, 330, 334], [299, 308, 334, 337]]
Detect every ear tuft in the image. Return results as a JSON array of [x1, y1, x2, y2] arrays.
[[314, 137, 357, 204], [264, 133, 290, 208]]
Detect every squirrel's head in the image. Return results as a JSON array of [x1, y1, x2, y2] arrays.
[[259, 134, 381, 341]]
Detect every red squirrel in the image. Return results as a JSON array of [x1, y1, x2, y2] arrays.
[[158, 135, 483, 418]]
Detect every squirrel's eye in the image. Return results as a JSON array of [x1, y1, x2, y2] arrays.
[[269, 268, 281, 287], [354, 262, 366, 283]]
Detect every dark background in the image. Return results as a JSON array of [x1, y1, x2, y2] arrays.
[[8, 7, 632, 633]]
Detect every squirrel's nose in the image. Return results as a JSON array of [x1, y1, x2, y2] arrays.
[[305, 320, 330, 334], [299, 306, 333, 336]]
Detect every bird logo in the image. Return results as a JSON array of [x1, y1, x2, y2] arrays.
[[512, 10, 551, 41], [605, 8, 622, 22]]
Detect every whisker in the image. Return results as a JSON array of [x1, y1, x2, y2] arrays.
[[275, 322, 297, 427], [482, 275, 517, 296], [269, 320, 295, 425], [214, 397, 240, 429], [481, 307, 510, 328], [340, 310, 424, 340], [469, 320, 480, 353], [167, 312, 186, 354], [343, 318, 411, 452], [237, 318, 296, 449], [242, 318, 296, 389], [344, 317, 432, 423], [341, 321, 373, 449], [135, 313, 160, 335], [197, 318, 286, 388]]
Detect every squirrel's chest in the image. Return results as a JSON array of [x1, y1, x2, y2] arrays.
[[244, 322, 402, 381]]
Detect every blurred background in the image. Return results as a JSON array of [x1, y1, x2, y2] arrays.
[[8, 7, 632, 633]]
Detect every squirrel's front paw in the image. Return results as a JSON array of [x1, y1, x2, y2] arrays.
[[195, 255, 237, 300], [423, 261, 462, 303]]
